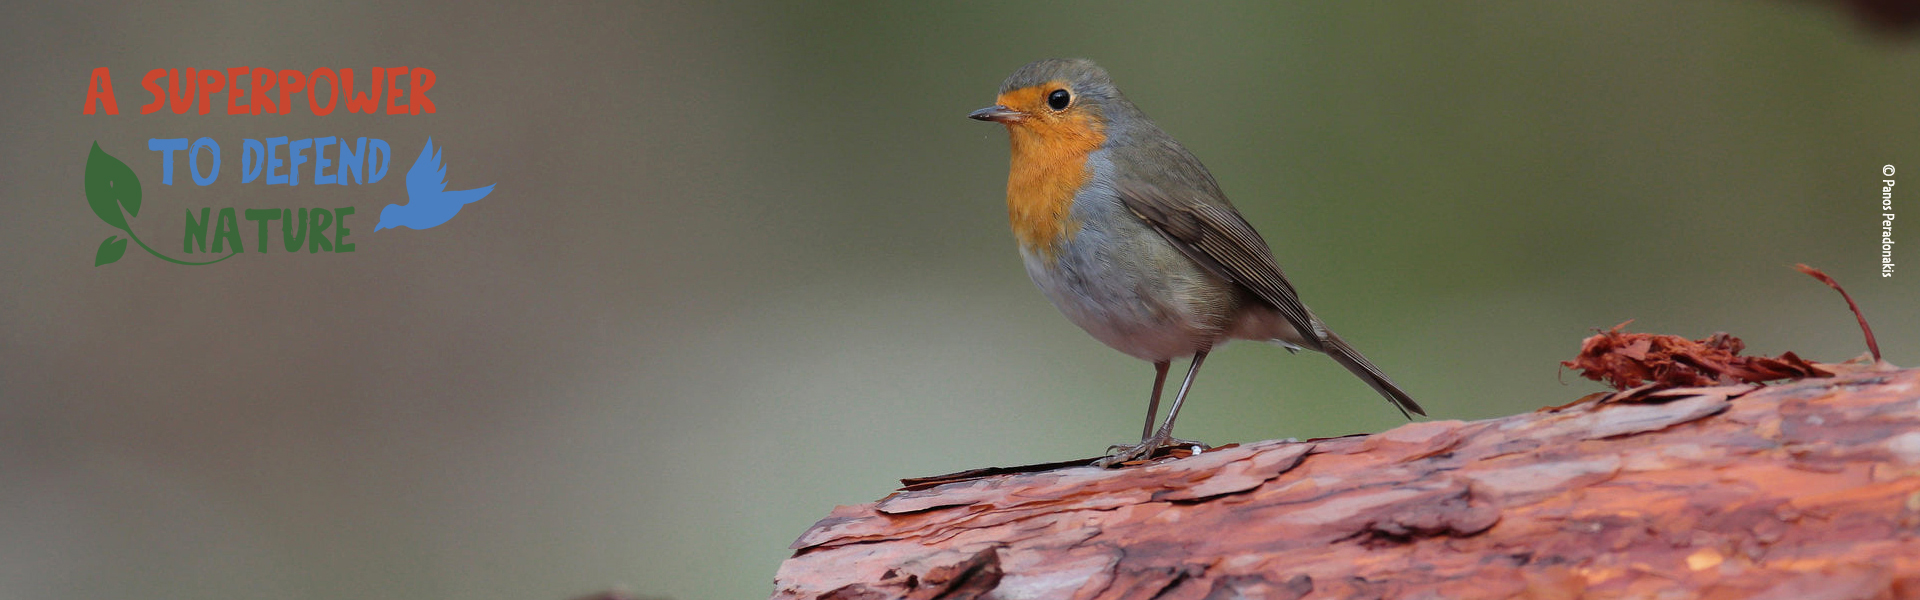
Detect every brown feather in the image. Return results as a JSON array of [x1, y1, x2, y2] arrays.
[[1116, 178, 1426, 417]]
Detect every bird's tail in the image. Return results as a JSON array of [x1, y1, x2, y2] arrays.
[[1321, 331, 1425, 419]]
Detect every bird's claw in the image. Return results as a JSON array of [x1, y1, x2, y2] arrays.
[[1094, 437, 1210, 468]]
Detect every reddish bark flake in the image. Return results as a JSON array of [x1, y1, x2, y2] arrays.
[[1560, 322, 1831, 391]]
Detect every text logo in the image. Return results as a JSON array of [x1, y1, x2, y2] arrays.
[[80, 65, 500, 267]]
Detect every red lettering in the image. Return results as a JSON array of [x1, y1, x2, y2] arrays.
[[139, 68, 165, 114], [195, 69, 226, 115], [83, 67, 119, 115], [385, 66, 409, 114], [250, 68, 278, 115], [226, 67, 251, 114], [168, 68, 196, 114], [113, 67, 438, 117], [344, 68, 383, 114], [308, 68, 339, 116], [410, 67, 436, 114], [278, 69, 307, 115]]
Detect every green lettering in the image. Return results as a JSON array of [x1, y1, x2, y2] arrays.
[[282, 208, 308, 252], [334, 207, 354, 253], [211, 207, 242, 253], [245, 209, 280, 253], [308, 208, 333, 253], [184, 207, 211, 253]]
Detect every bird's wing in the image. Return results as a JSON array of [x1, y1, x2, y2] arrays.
[[1114, 177, 1319, 349], [1116, 175, 1425, 418], [405, 138, 448, 196]]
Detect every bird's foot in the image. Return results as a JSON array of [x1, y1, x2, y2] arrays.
[[1103, 437, 1205, 453], [1094, 437, 1210, 468]]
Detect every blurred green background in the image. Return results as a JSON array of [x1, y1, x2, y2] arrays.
[[3, 2, 1916, 599]]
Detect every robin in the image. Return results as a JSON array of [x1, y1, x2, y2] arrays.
[[968, 58, 1425, 467]]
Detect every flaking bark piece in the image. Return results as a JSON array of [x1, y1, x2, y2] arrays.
[[1561, 322, 1831, 391], [898, 444, 1239, 491]]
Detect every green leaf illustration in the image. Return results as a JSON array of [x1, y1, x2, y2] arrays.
[[80, 142, 236, 267], [85, 142, 142, 231], [94, 235, 127, 266]]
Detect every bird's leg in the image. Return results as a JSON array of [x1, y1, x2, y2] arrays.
[[1098, 352, 1209, 468], [1106, 361, 1199, 457], [1140, 360, 1170, 441], [1109, 361, 1200, 451], [1151, 351, 1208, 445]]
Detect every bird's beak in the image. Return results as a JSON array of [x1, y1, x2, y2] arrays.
[[968, 105, 1022, 123]]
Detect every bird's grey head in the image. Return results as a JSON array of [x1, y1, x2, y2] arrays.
[[969, 58, 1135, 128], [998, 58, 1118, 98]]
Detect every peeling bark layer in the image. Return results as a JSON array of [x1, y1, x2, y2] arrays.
[[773, 367, 1920, 599]]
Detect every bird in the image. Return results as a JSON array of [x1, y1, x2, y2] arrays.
[[969, 58, 1424, 467], [375, 137, 496, 231]]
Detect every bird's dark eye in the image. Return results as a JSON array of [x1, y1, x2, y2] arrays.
[[1047, 89, 1071, 110]]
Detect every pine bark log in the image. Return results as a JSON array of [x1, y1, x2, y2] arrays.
[[772, 366, 1920, 600]]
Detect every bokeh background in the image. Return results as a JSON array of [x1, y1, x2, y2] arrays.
[[4, 2, 1917, 599]]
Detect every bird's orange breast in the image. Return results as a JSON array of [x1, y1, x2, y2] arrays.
[[997, 86, 1106, 255]]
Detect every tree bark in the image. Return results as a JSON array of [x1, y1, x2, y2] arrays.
[[771, 365, 1920, 600]]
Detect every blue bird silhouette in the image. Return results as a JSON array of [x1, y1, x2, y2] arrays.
[[375, 137, 495, 231]]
